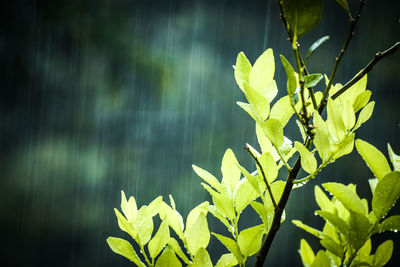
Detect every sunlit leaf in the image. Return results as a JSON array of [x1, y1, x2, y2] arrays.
[[243, 82, 270, 122], [237, 101, 258, 122], [185, 212, 210, 256], [353, 101, 375, 130], [251, 201, 273, 231], [388, 143, 400, 171], [203, 183, 235, 220], [355, 139, 391, 180], [159, 202, 184, 240], [133, 206, 153, 245], [353, 90, 371, 112], [249, 49, 276, 102], [292, 220, 327, 239], [155, 246, 181, 267], [221, 149, 241, 193], [377, 215, 400, 233], [314, 186, 334, 213], [331, 133, 355, 160], [261, 119, 284, 147], [190, 247, 213, 267], [322, 182, 365, 214], [281, 0, 323, 38], [215, 253, 238, 267], [320, 237, 343, 258], [335, 75, 367, 105], [313, 111, 331, 162], [373, 240, 393, 267], [212, 233, 243, 264], [372, 171, 400, 220], [299, 239, 315, 267], [120, 191, 137, 223], [168, 237, 191, 264], [369, 178, 378, 194], [256, 123, 279, 161], [234, 52, 252, 91], [270, 95, 294, 128], [327, 98, 346, 141], [149, 220, 170, 259], [310, 251, 330, 267], [206, 205, 232, 235], [114, 208, 136, 239], [186, 202, 209, 231], [280, 55, 297, 96], [148, 196, 163, 217], [294, 141, 317, 174], [306, 35, 329, 61], [342, 100, 355, 131], [107, 237, 145, 267], [192, 165, 222, 192], [258, 152, 278, 183], [237, 224, 264, 257], [304, 73, 323, 88], [315, 210, 350, 238], [234, 178, 259, 213]]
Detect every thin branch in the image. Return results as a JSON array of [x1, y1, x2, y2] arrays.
[[332, 41, 400, 100], [318, 0, 365, 114], [244, 145, 277, 209]]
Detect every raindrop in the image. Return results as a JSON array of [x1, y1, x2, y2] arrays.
[[394, 229, 398, 233]]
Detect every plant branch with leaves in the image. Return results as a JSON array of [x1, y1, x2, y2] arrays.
[[107, 0, 400, 266]]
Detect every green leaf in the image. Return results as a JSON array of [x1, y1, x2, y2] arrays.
[[315, 210, 350, 238], [167, 237, 191, 264], [243, 82, 270, 122], [282, 0, 323, 38], [203, 184, 235, 220], [355, 139, 391, 180], [133, 206, 154, 245], [159, 202, 184, 240], [256, 123, 279, 161], [114, 208, 137, 239], [373, 240, 393, 267], [353, 90, 371, 112], [251, 201, 273, 231], [107, 237, 145, 267], [155, 246, 182, 267], [304, 74, 323, 88], [237, 163, 263, 195], [335, 75, 367, 104], [270, 95, 294, 128], [306, 35, 329, 61], [313, 111, 331, 162], [249, 49, 277, 102], [341, 100, 356, 131], [148, 220, 170, 259], [327, 98, 346, 141], [221, 149, 241, 193], [206, 205, 232, 235], [358, 239, 372, 262], [299, 239, 315, 267], [322, 182, 365, 214], [320, 237, 343, 258], [348, 210, 371, 250], [296, 120, 306, 142], [261, 119, 284, 147], [369, 178, 378, 194], [292, 220, 326, 239], [215, 253, 238, 267], [212, 233, 243, 264], [388, 143, 400, 171], [237, 101, 258, 122], [294, 141, 317, 174], [237, 224, 265, 257], [335, 0, 350, 14], [314, 186, 334, 213], [311, 251, 331, 267], [120, 191, 137, 223], [353, 101, 375, 130], [377, 215, 400, 233], [185, 212, 210, 256], [148, 196, 163, 217], [258, 152, 278, 183], [192, 165, 222, 192], [234, 178, 259, 213], [186, 202, 209, 231], [265, 181, 285, 208], [234, 52, 252, 91], [372, 171, 400, 220], [190, 247, 213, 267], [331, 133, 355, 160], [280, 55, 297, 96]]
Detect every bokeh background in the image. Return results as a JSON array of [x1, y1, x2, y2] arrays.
[[1, 0, 399, 266]]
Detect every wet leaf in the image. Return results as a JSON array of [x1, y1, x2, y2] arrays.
[[323, 182, 365, 214], [149, 220, 170, 259], [373, 240, 393, 267], [304, 73, 323, 88], [299, 239, 315, 267], [295, 141, 317, 174], [155, 246, 181, 267], [213, 233, 243, 264], [192, 165, 222, 192], [372, 171, 400, 220], [234, 52, 252, 91], [306, 35, 329, 61], [190, 247, 213, 267], [237, 224, 264, 257], [107, 237, 145, 267]]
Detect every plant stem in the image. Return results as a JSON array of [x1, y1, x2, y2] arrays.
[[245, 145, 277, 209], [331, 41, 400, 100], [318, 0, 365, 114]]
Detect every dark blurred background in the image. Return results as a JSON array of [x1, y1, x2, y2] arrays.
[[0, 0, 399, 266]]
